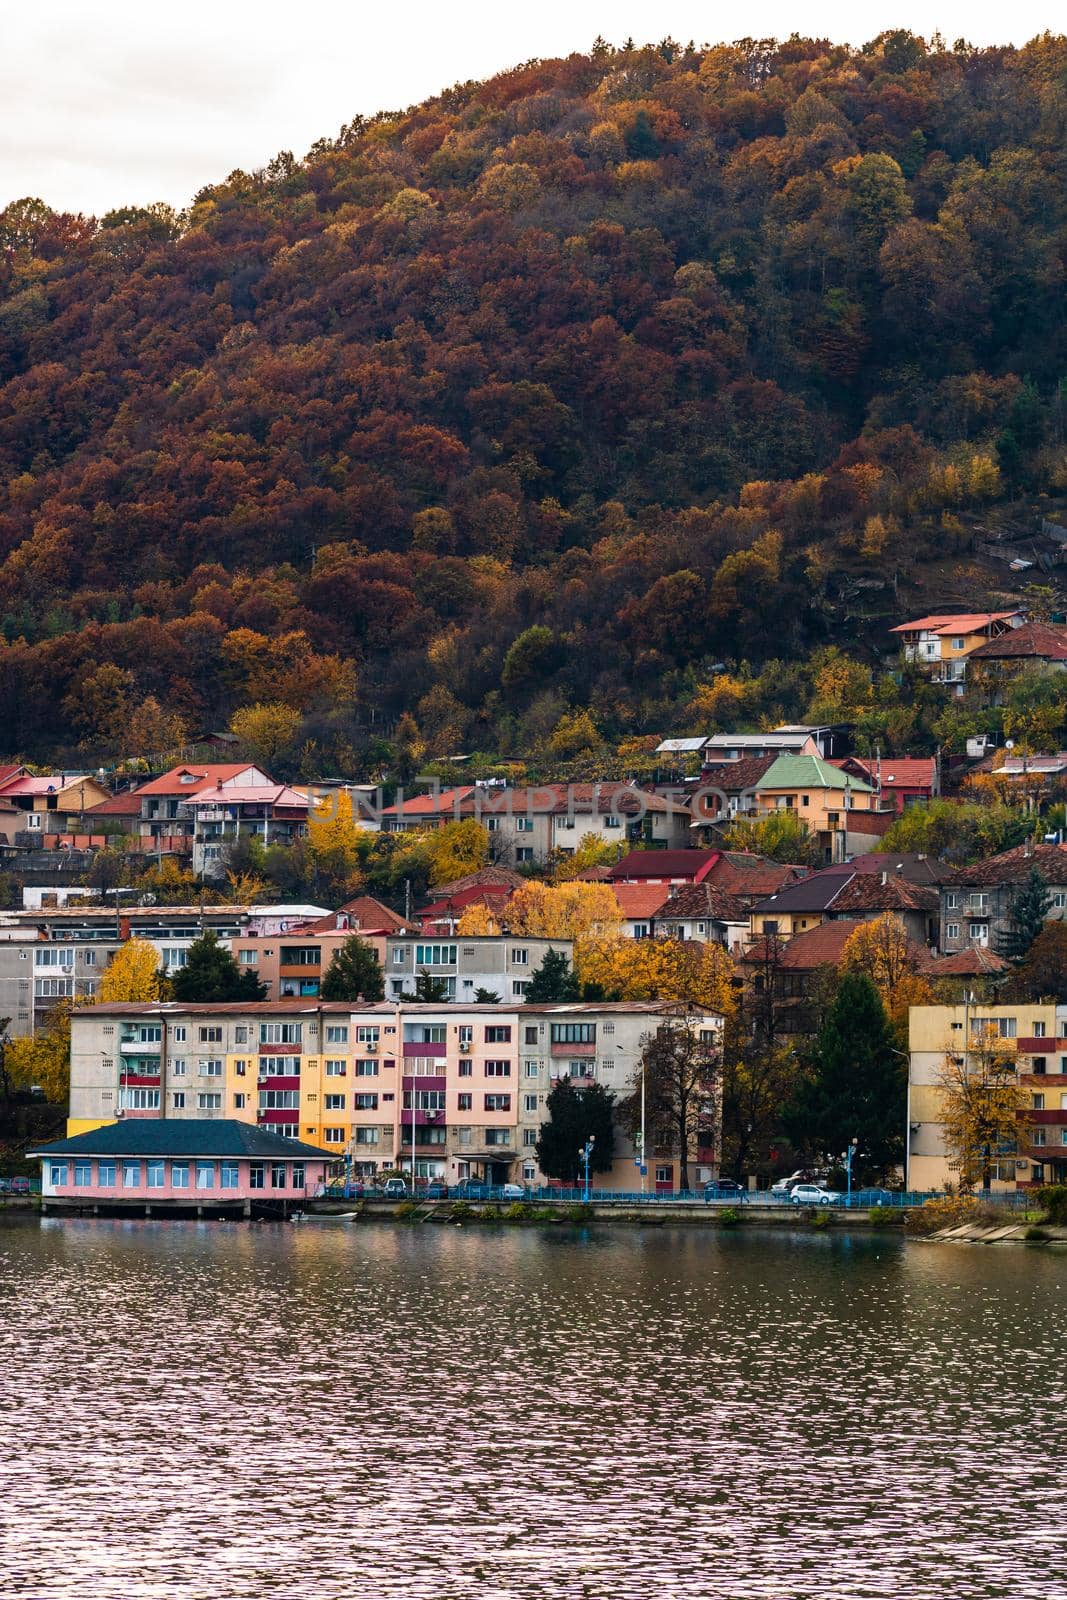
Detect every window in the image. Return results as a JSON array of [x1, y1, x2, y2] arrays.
[[121, 1088, 160, 1111], [271, 1163, 288, 1189], [354, 1093, 378, 1110], [525, 1026, 538, 1045], [354, 1127, 379, 1145], [171, 1162, 189, 1190], [73, 1162, 92, 1187], [233, 1093, 246, 1110], [945, 923, 960, 941], [36, 977, 73, 998], [457, 1127, 472, 1146], [458, 1093, 472, 1110], [1033, 1093, 1045, 1110], [291, 1163, 305, 1189], [196, 1162, 215, 1190], [1033, 1021, 1047, 1038], [173, 1025, 187, 1042], [656, 1165, 672, 1183], [523, 1163, 537, 1181], [147, 1161, 165, 1189], [49, 1162, 68, 1186], [485, 1093, 511, 1112], [485, 1026, 511, 1044], [233, 1060, 247, 1076], [260, 1023, 302, 1044], [239, 949, 258, 965], [604, 817, 621, 830], [221, 1162, 239, 1189], [325, 1093, 346, 1111], [1034, 1058, 1047, 1076], [550, 1022, 596, 1044], [354, 1059, 378, 1077], [459, 1025, 473, 1049], [485, 1128, 510, 1146], [524, 1060, 539, 1078], [281, 946, 319, 966], [122, 1161, 140, 1188], [200, 1059, 223, 1077], [248, 1163, 265, 1189], [945, 892, 959, 910], [516, 847, 534, 862], [458, 1060, 472, 1077], [259, 1090, 299, 1110], [326, 1025, 349, 1045], [325, 1059, 346, 1076], [951, 637, 965, 651], [523, 1129, 537, 1147], [415, 944, 457, 966], [355, 1025, 378, 1046], [392, 949, 405, 966], [512, 981, 529, 997], [36, 947, 74, 968], [259, 1057, 300, 1077], [172, 1091, 186, 1109], [96, 1161, 116, 1187], [1033, 1128, 1047, 1147], [632, 922, 650, 940], [969, 923, 989, 946], [198, 1026, 223, 1043], [197, 1093, 222, 1110], [974, 1016, 1017, 1038], [516, 817, 534, 833], [403, 1090, 446, 1111], [511, 950, 529, 970], [485, 1060, 511, 1077], [172, 1059, 187, 1077], [1053, 892, 1067, 910], [524, 1094, 538, 1112]]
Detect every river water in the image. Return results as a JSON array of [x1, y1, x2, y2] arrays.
[[1, 1217, 1065, 1600]]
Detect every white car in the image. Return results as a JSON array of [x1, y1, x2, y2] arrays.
[[790, 1183, 841, 1206], [501, 1183, 526, 1200]]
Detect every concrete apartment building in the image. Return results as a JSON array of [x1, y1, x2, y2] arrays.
[[383, 934, 574, 1003], [908, 1001, 1067, 1192], [67, 999, 725, 1192], [938, 842, 1067, 954]]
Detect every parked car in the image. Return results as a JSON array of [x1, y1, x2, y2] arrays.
[[850, 1187, 896, 1207], [7, 1176, 29, 1195], [453, 1180, 491, 1200], [500, 1183, 526, 1201], [0, 1178, 11, 1195], [382, 1177, 408, 1199], [704, 1180, 747, 1203], [790, 1183, 841, 1206], [423, 1181, 449, 1200]]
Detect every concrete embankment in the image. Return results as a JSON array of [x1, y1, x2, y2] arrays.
[[310, 1198, 904, 1228], [928, 1220, 1067, 1245]]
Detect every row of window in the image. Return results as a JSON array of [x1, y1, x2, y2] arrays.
[[49, 1159, 307, 1190], [320, 1125, 516, 1147]]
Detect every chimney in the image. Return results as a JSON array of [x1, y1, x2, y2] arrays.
[[881, 871, 887, 886]]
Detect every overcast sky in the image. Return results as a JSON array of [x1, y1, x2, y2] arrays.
[[2, 0, 1058, 215]]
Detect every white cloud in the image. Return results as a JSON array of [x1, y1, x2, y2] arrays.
[[1, 0, 1057, 215]]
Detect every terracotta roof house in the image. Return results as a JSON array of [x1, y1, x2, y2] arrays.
[[940, 843, 1067, 956], [751, 863, 939, 946], [656, 882, 750, 952], [610, 882, 674, 937], [847, 852, 956, 888], [309, 896, 412, 936], [750, 754, 890, 864], [607, 848, 720, 885], [968, 620, 1067, 667], [703, 851, 808, 904], [0, 771, 112, 834], [427, 866, 525, 900], [831, 756, 937, 815], [891, 610, 1027, 696]]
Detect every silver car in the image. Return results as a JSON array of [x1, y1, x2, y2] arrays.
[[790, 1183, 841, 1206]]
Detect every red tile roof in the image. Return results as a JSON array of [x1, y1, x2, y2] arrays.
[[829, 875, 939, 914], [608, 849, 719, 882], [891, 612, 1023, 634], [427, 866, 525, 898], [658, 882, 749, 924], [87, 791, 144, 816], [133, 764, 263, 797], [832, 757, 936, 790], [968, 622, 1067, 662], [308, 896, 412, 935], [706, 853, 807, 900], [610, 883, 673, 921], [953, 843, 1067, 886], [744, 919, 929, 970], [0, 764, 24, 788], [923, 948, 1010, 976]]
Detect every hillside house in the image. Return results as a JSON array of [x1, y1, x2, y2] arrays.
[[891, 611, 1027, 696]]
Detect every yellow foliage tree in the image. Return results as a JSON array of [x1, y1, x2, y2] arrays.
[[455, 902, 503, 936], [307, 790, 365, 894], [230, 702, 303, 768], [936, 1024, 1027, 1190], [840, 913, 934, 1031], [506, 881, 622, 940], [6, 1003, 74, 1105], [550, 832, 622, 881], [100, 939, 167, 1002], [425, 820, 491, 888], [574, 936, 737, 1016]]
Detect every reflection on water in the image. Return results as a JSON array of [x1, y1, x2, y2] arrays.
[[1, 1217, 1065, 1600]]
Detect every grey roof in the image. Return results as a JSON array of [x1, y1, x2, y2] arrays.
[[29, 1119, 328, 1161], [751, 866, 855, 915]]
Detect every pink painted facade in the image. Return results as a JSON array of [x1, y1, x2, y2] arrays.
[[41, 1154, 328, 1202]]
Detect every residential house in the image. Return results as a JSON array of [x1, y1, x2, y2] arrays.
[[750, 755, 890, 863], [607, 848, 721, 886], [655, 882, 750, 951], [31, 1120, 330, 1216], [749, 866, 856, 940], [179, 779, 309, 878], [967, 621, 1067, 702], [891, 611, 1027, 697], [908, 1001, 1067, 1193], [110, 763, 279, 859], [701, 851, 809, 907], [689, 755, 777, 827], [749, 863, 939, 946], [738, 920, 885, 1039], [940, 842, 1067, 954], [65, 998, 724, 1192], [610, 883, 673, 939], [0, 771, 112, 839], [830, 757, 938, 815]]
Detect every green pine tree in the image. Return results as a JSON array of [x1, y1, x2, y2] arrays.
[[320, 936, 384, 1001], [414, 970, 450, 1001], [783, 971, 905, 1176], [169, 932, 267, 1003], [525, 949, 580, 1002], [534, 1078, 616, 1184], [997, 866, 1051, 961]]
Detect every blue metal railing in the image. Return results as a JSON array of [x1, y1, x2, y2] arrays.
[[318, 1182, 1032, 1209]]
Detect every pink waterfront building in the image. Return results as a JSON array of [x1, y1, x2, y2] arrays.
[[31, 1120, 330, 1217]]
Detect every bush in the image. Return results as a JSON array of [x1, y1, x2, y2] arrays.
[[810, 1209, 832, 1229], [868, 1205, 905, 1226], [565, 1202, 593, 1224], [449, 1200, 473, 1220], [394, 1200, 418, 1220], [1025, 1224, 1050, 1242], [504, 1201, 533, 1221], [532, 1206, 557, 1222], [905, 1193, 979, 1235], [1038, 1184, 1067, 1224], [718, 1206, 741, 1227]]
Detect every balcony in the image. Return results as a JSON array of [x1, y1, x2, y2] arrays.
[[403, 1041, 446, 1058], [120, 1037, 161, 1054], [401, 1108, 447, 1126], [549, 1040, 595, 1056]]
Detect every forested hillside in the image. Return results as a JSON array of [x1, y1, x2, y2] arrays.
[[1, 32, 1066, 770]]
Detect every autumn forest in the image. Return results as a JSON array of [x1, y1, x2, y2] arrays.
[[1, 31, 1066, 773]]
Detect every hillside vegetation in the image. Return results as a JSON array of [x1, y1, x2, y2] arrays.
[[1, 32, 1066, 769]]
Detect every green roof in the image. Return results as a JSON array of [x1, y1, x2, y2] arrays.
[[29, 1119, 328, 1161], [754, 754, 874, 793]]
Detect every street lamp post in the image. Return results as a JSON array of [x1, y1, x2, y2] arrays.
[[844, 1138, 858, 1205], [579, 1135, 596, 1202]]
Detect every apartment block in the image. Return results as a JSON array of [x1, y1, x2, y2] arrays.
[[383, 935, 574, 1003], [908, 1001, 1067, 1192], [68, 999, 725, 1192]]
